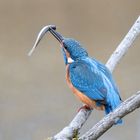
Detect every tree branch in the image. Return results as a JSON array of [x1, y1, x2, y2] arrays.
[[79, 91, 140, 140], [52, 16, 140, 140], [52, 109, 92, 140], [106, 16, 140, 72]]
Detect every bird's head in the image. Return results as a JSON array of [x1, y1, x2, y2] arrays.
[[62, 38, 88, 64], [28, 25, 88, 64]]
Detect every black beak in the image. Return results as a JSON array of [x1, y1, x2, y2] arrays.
[[49, 27, 64, 43], [28, 25, 64, 56]]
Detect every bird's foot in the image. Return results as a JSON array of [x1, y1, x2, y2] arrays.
[[78, 105, 92, 112]]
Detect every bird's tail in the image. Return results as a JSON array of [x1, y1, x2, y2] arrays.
[[105, 90, 122, 124]]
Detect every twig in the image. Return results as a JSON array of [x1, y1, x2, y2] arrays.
[[53, 109, 92, 140], [79, 91, 140, 140], [52, 16, 140, 140], [106, 16, 140, 72]]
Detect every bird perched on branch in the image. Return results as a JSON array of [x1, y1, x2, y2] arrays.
[[28, 25, 122, 124]]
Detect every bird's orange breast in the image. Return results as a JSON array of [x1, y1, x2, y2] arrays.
[[65, 64, 104, 110]]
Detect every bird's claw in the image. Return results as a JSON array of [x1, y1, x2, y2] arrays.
[[78, 105, 92, 112]]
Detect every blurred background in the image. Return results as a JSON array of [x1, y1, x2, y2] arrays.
[[0, 0, 140, 140]]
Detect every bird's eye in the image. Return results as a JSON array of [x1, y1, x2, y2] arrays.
[[64, 46, 68, 49]]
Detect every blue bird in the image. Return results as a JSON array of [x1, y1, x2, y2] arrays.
[[28, 25, 122, 124]]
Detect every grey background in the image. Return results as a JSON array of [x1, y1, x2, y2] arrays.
[[0, 0, 140, 140]]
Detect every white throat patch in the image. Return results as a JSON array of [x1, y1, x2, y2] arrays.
[[68, 57, 74, 63]]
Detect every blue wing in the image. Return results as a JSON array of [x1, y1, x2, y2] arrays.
[[69, 60, 107, 101], [91, 58, 120, 96]]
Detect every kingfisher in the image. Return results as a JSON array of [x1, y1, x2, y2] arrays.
[[28, 25, 122, 124]]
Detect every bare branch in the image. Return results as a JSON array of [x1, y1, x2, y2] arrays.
[[53, 109, 92, 140], [106, 16, 140, 72], [79, 91, 140, 140], [52, 16, 140, 140]]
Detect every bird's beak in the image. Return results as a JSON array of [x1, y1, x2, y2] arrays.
[[49, 27, 64, 44], [28, 25, 64, 56]]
